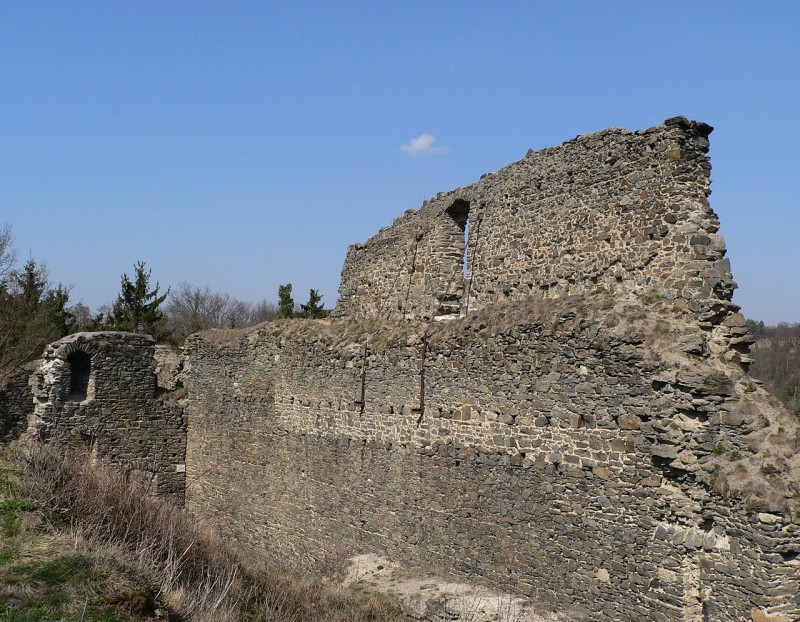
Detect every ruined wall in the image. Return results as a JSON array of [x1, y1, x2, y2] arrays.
[[336, 197, 470, 319], [181, 118, 800, 620], [0, 364, 36, 444], [184, 305, 800, 621], [28, 332, 186, 498], [14, 118, 790, 619], [335, 118, 734, 333]]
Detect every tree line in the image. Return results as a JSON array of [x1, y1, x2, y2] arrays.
[[1, 223, 329, 379], [746, 319, 800, 418]]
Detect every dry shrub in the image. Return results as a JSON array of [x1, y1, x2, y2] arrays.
[[15, 443, 405, 622]]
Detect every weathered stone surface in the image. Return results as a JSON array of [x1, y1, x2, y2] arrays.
[[0, 364, 36, 444], [6, 118, 798, 622], [26, 332, 186, 500], [335, 118, 736, 336]]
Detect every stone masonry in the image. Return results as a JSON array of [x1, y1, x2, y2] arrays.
[[27, 332, 186, 499], [6, 118, 798, 620], [184, 119, 800, 620], [335, 118, 734, 334], [0, 365, 36, 444]]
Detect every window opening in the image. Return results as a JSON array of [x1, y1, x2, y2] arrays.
[[445, 200, 470, 278], [442, 199, 470, 316], [463, 219, 470, 279], [66, 351, 91, 402]]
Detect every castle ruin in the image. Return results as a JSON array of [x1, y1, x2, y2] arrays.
[[6, 117, 799, 621]]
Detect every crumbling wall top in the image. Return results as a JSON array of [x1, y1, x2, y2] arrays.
[[334, 117, 731, 327]]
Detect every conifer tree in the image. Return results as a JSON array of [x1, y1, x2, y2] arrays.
[[300, 289, 329, 318], [0, 246, 71, 379], [276, 283, 294, 319], [109, 261, 169, 338]]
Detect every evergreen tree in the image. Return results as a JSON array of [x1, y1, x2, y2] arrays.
[[109, 261, 169, 338], [276, 283, 294, 319], [300, 289, 329, 318], [0, 254, 71, 379]]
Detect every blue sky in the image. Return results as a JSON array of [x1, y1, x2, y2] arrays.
[[1, 1, 798, 324]]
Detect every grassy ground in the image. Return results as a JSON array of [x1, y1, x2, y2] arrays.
[[0, 446, 407, 622], [1, 453, 167, 622]]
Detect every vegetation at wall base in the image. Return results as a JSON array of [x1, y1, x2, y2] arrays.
[[0, 445, 406, 622]]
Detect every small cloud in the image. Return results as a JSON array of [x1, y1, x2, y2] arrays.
[[400, 133, 448, 156]]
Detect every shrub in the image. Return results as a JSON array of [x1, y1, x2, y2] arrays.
[[15, 443, 405, 622]]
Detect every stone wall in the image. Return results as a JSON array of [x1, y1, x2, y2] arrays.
[[28, 332, 186, 499], [0, 364, 35, 444], [184, 303, 800, 620], [10, 118, 797, 620], [183, 118, 799, 620], [335, 118, 735, 336]]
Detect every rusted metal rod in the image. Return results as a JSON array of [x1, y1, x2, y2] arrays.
[[412, 335, 428, 424], [354, 341, 368, 414]]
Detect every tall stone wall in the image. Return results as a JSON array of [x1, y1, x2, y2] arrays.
[[28, 332, 186, 498], [11, 118, 795, 620], [182, 118, 800, 620], [184, 304, 800, 621], [335, 117, 734, 333]]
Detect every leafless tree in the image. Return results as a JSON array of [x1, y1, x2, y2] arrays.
[[250, 299, 279, 324], [0, 223, 16, 282], [164, 282, 233, 338], [749, 320, 800, 415]]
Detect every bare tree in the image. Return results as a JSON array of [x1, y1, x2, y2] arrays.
[[67, 302, 94, 332], [0, 223, 16, 282], [748, 320, 800, 416], [165, 282, 232, 338], [224, 298, 253, 328], [250, 299, 278, 324]]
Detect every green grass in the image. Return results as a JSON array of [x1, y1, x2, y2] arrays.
[[2, 445, 408, 622], [0, 452, 153, 622]]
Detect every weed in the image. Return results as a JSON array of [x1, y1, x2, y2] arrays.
[[761, 463, 780, 476], [8, 444, 407, 622], [0, 544, 19, 564], [711, 443, 726, 455]]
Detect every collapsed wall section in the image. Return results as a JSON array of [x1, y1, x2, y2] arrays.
[[184, 310, 800, 621], [335, 118, 735, 333], [27, 332, 186, 499]]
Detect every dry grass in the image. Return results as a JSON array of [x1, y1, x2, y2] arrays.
[[8, 443, 407, 622]]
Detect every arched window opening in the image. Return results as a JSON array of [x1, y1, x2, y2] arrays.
[[445, 199, 471, 279], [67, 351, 92, 402], [437, 199, 471, 317]]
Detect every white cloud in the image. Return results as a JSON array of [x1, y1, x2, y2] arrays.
[[400, 133, 448, 156]]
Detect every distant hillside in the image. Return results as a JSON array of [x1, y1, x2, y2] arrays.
[[747, 320, 800, 416]]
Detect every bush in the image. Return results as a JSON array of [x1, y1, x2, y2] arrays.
[[14, 444, 405, 622]]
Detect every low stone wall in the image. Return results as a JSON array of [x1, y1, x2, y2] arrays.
[[28, 332, 187, 499], [184, 308, 800, 620], [0, 365, 35, 444]]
